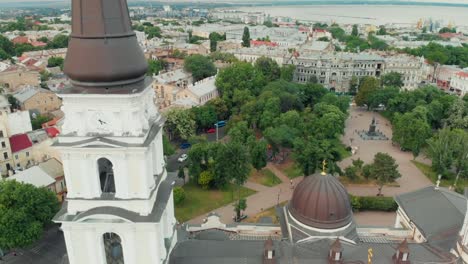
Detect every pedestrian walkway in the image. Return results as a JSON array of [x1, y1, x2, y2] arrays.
[[187, 107, 433, 226]]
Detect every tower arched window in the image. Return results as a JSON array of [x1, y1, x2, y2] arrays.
[[98, 158, 115, 193], [103, 232, 124, 264]]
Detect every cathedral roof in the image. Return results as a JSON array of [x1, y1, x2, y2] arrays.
[[288, 173, 353, 230], [64, 0, 148, 88], [395, 186, 466, 251]]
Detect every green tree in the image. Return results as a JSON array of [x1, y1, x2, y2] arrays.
[[254, 56, 280, 82], [216, 61, 266, 103], [369, 153, 401, 196], [184, 54, 217, 82], [178, 166, 186, 184], [209, 32, 225, 52], [163, 134, 175, 155], [439, 27, 456, 33], [355, 77, 380, 109], [46, 34, 69, 49], [191, 105, 217, 131], [47, 56, 64, 69], [198, 170, 214, 189], [242, 27, 250, 47], [250, 140, 267, 171], [147, 59, 166, 76], [280, 65, 295, 82], [392, 107, 432, 159], [351, 24, 359, 36], [0, 180, 59, 250], [145, 26, 162, 39], [381, 72, 404, 88], [31, 115, 52, 130], [164, 108, 196, 140], [173, 187, 186, 205], [377, 25, 387, 35], [445, 99, 468, 129], [234, 198, 247, 220], [215, 142, 250, 214]]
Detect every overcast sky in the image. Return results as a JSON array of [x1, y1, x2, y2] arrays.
[[0, 0, 468, 4]]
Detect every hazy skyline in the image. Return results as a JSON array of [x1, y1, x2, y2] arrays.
[[0, 0, 468, 3]]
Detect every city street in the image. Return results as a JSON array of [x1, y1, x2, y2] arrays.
[[165, 126, 226, 172], [1, 225, 67, 264]]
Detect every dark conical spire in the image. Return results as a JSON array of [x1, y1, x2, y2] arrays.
[[64, 0, 148, 87]]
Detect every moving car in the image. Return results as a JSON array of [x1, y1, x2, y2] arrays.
[[180, 142, 191, 149], [178, 154, 188, 163], [214, 121, 227, 128]]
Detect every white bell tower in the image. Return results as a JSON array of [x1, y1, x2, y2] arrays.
[[53, 1, 177, 263]]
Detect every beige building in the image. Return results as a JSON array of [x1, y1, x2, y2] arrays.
[[153, 69, 193, 109], [173, 76, 219, 108], [0, 68, 40, 92], [14, 87, 62, 115], [450, 71, 468, 96]]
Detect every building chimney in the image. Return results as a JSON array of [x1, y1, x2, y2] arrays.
[[64, 0, 148, 88], [328, 238, 343, 264], [393, 239, 410, 264]]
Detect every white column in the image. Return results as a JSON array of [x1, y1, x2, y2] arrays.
[[62, 228, 76, 264]]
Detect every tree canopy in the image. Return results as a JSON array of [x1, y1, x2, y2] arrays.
[[184, 54, 217, 82], [0, 180, 59, 250]]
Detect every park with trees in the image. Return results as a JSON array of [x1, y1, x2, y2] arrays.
[[165, 55, 357, 221], [353, 71, 468, 192]]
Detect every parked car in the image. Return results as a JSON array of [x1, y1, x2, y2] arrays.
[[214, 121, 227, 128], [206, 128, 216, 134], [178, 154, 188, 163], [180, 142, 191, 149]]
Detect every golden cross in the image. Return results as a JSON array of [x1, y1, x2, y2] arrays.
[[321, 160, 327, 175], [368, 248, 373, 264]]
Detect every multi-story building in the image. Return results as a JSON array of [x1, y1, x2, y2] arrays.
[[382, 54, 426, 90], [288, 52, 384, 92], [228, 46, 290, 65], [172, 76, 218, 108], [0, 67, 40, 92], [153, 69, 193, 109], [14, 87, 62, 115], [450, 71, 468, 96]]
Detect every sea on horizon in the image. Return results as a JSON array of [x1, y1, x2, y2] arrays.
[[236, 5, 468, 26]]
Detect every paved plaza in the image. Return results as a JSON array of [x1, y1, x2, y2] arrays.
[[340, 106, 433, 196]]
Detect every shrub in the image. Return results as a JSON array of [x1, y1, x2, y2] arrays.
[[344, 166, 358, 181], [350, 195, 397, 212], [198, 170, 213, 189], [173, 187, 186, 205]]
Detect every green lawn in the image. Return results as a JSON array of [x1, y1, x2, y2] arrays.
[[175, 183, 256, 222], [249, 168, 282, 187], [281, 162, 303, 179], [411, 160, 466, 191]]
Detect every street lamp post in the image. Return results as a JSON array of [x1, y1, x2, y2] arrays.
[[215, 123, 219, 142]]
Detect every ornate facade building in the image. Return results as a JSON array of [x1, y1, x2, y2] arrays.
[[288, 53, 385, 92], [287, 52, 427, 92]]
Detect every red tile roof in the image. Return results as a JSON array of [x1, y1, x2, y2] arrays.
[[9, 134, 32, 153], [41, 117, 60, 128], [31, 41, 47, 47], [45, 127, 60, 138], [12, 36, 30, 44], [250, 40, 278, 47], [456, 72, 468, 78]]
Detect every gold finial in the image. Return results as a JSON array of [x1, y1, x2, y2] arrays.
[[368, 248, 373, 264], [321, 160, 327, 175]]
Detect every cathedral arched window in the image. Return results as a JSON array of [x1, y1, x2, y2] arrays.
[[98, 158, 115, 193], [103, 232, 124, 264]]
